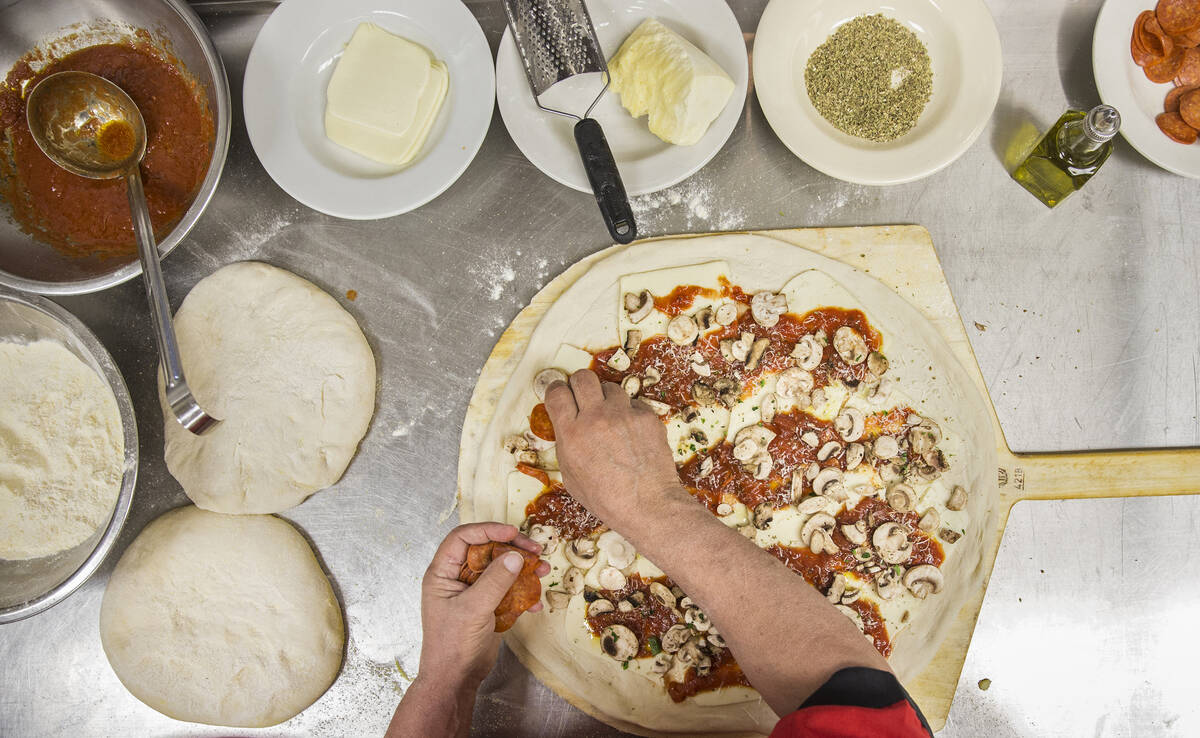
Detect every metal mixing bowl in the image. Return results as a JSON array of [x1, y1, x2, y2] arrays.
[[0, 0, 230, 296], [0, 285, 137, 623]]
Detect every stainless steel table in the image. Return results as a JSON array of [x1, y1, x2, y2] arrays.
[[1, 1, 1198, 736]]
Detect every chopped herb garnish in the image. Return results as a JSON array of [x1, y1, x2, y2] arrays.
[[648, 636, 662, 655], [622, 660, 630, 670]]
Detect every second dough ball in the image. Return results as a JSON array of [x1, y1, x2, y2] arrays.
[[161, 261, 376, 514]]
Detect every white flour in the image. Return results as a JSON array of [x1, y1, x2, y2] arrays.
[[0, 339, 123, 559], [630, 180, 748, 233]]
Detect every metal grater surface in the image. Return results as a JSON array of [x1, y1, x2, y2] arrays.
[[501, 0, 607, 97]]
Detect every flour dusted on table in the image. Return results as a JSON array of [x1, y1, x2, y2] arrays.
[[0, 339, 123, 560]]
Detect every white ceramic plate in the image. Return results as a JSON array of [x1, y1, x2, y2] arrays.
[[1094, 0, 1200, 178], [753, 0, 1002, 186], [495, 0, 748, 197], [243, 0, 494, 219]]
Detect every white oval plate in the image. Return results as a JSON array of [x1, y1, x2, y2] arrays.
[[1094, 0, 1200, 178], [243, 0, 494, 219], [495, 0, 748, 197], [753, 0, 1002, 186]]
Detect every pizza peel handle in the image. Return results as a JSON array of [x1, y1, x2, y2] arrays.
[[575, 118, 636, 244], [1003, 447, 1200, 501]]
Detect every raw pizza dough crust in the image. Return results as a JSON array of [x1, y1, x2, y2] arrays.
[[0, 339, 123, 560], [99, 505, 344, 728], [459, 233, 996, 736], [161, 262, 376, 514]]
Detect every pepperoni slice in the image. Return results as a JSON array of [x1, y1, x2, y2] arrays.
[[1157, 0, 1200, 35], [529, 402, 555, 441], [1146, 48, 1187, 82], [458, 542, 544, 632], [1165, 84, 1197, 111], [1180, 88, 1200, 128], [1172, 24, 1200, 47], [1176, 47, 1200, 85], [1157, 111, 1199, 143], [1145, 13, 1177, 57]]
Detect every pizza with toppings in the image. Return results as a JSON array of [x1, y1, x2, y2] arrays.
[[461, 234, 995, 735]]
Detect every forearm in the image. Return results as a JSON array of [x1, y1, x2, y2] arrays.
[[618, 487, 889, 716], [385, 673, 478, 738]]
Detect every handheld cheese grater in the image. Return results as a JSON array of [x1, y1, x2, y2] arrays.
[[501, 0, 637, 244]]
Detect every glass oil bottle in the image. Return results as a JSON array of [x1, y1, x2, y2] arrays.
[[1010, 105, 1121, 208]]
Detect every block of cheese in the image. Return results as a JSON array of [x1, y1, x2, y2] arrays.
[[324, 23, 449, 167], [608, 18, 734, 146]]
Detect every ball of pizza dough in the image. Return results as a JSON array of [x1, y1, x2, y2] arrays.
[[99, 506, 344, 728], [160, 261, 375, 514]]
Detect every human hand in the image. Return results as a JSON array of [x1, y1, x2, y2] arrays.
[[417, 522, 550, 690], [544, 369, 687, 533]]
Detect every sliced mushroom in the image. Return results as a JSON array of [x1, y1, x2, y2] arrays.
[[617, 599, 634, 612], [745, 337, 770, 371], [679, 596, 694, 610], [649, 582, 676, 609], [587, 598, 615, 617], [606, 348, 631, 371], [600, 624, 639, 661], [719, 339, 737, 363], [662, 624, 691, 654], [564, 538, 599, 570], [651, 652, 673, 674], [642, 366, 662, 387], [939, 528, 962, 544], [947, 485, 968, 511], [621, 374, 641, 397], [523, 429, 555, 452], [813, 467, 844, 497], [790, 334, 823, 370], [624, 329, 642, 358], [667, 315, 699, 346], [533, 368, 568, 401], [640, 398, 671, 416], [693, 306, 715, 331], [817, 441, 843, 461], [760, 392, 778, 423], [834, 408, 866, 442], [866, 351, 889, 376], [752, 502, 775, 530], [690, 352, 712, 377], [684, 607, 712, 631], [798, 495, 830, 515], [597, 566, 627, 591], [734, 424, 776, 454], [699, 456, 715, 479], [833, 326, 869, 365], [715, 502, 733, 516], [713, 377, 740, 407], [805, 461, 821, 480], [706, 631, 727, 649], [906, 413, 923, 426], [826, 573, 847, 603], [868, 376, 894, 405], [841, 521, 868, 545], [886, 484, 916, 513], [801, 512, 837, 549], [562, 567, 584, 594], [546, 590, 572, 611], [904, 564, 944, 599], [908, 420, 943, 456], [835, 604, 865, 632], [750, 291, 787, 328], [809, 527, 838, 555], [790, 470, 806, 502], [695, 653, 713, 677], [598, 530, 636, 570], [624, 290, 653, 324], [841, 587, 861, 604], [845, 442, 865, 470], [690, 429, 708, 446], [874, 568, 903, 600], [691, 381, 717, 405], [800, 431, 819, 447], [750, 452, 773, 480], [528, 524, 560, 555], [775, 367, 815, 399], [872, 522, 913, 565], [730, 332, 754, 362], [878, 460, 901, 483], [873, 435, 899, 459], [714, 302, 738, 326], [918, 508, 941, 533], [810, 387, 827, 409]]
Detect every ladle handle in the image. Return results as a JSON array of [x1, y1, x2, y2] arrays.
[[126, 171, 183, 387]]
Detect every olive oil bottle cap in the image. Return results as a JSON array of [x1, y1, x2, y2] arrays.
[[1084, 105, 1121, 143]]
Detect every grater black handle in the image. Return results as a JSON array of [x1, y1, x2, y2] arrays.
[[573, 118, 637, 244]]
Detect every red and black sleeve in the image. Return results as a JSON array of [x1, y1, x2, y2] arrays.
[[768, 667, 933, 738]]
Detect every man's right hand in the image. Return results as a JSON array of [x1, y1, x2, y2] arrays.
[[544, 369, 685, 530]]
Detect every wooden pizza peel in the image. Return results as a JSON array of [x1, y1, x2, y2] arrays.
[[458, 225, 1200, 734]]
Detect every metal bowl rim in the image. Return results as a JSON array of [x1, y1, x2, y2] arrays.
[[0, 285, 138, 623], [0, 0, 232, 296]]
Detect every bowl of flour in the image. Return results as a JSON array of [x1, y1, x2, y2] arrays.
[[0, 285, 137, 623]]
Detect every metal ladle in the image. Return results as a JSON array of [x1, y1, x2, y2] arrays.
[[26, 71, 218, 435]]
